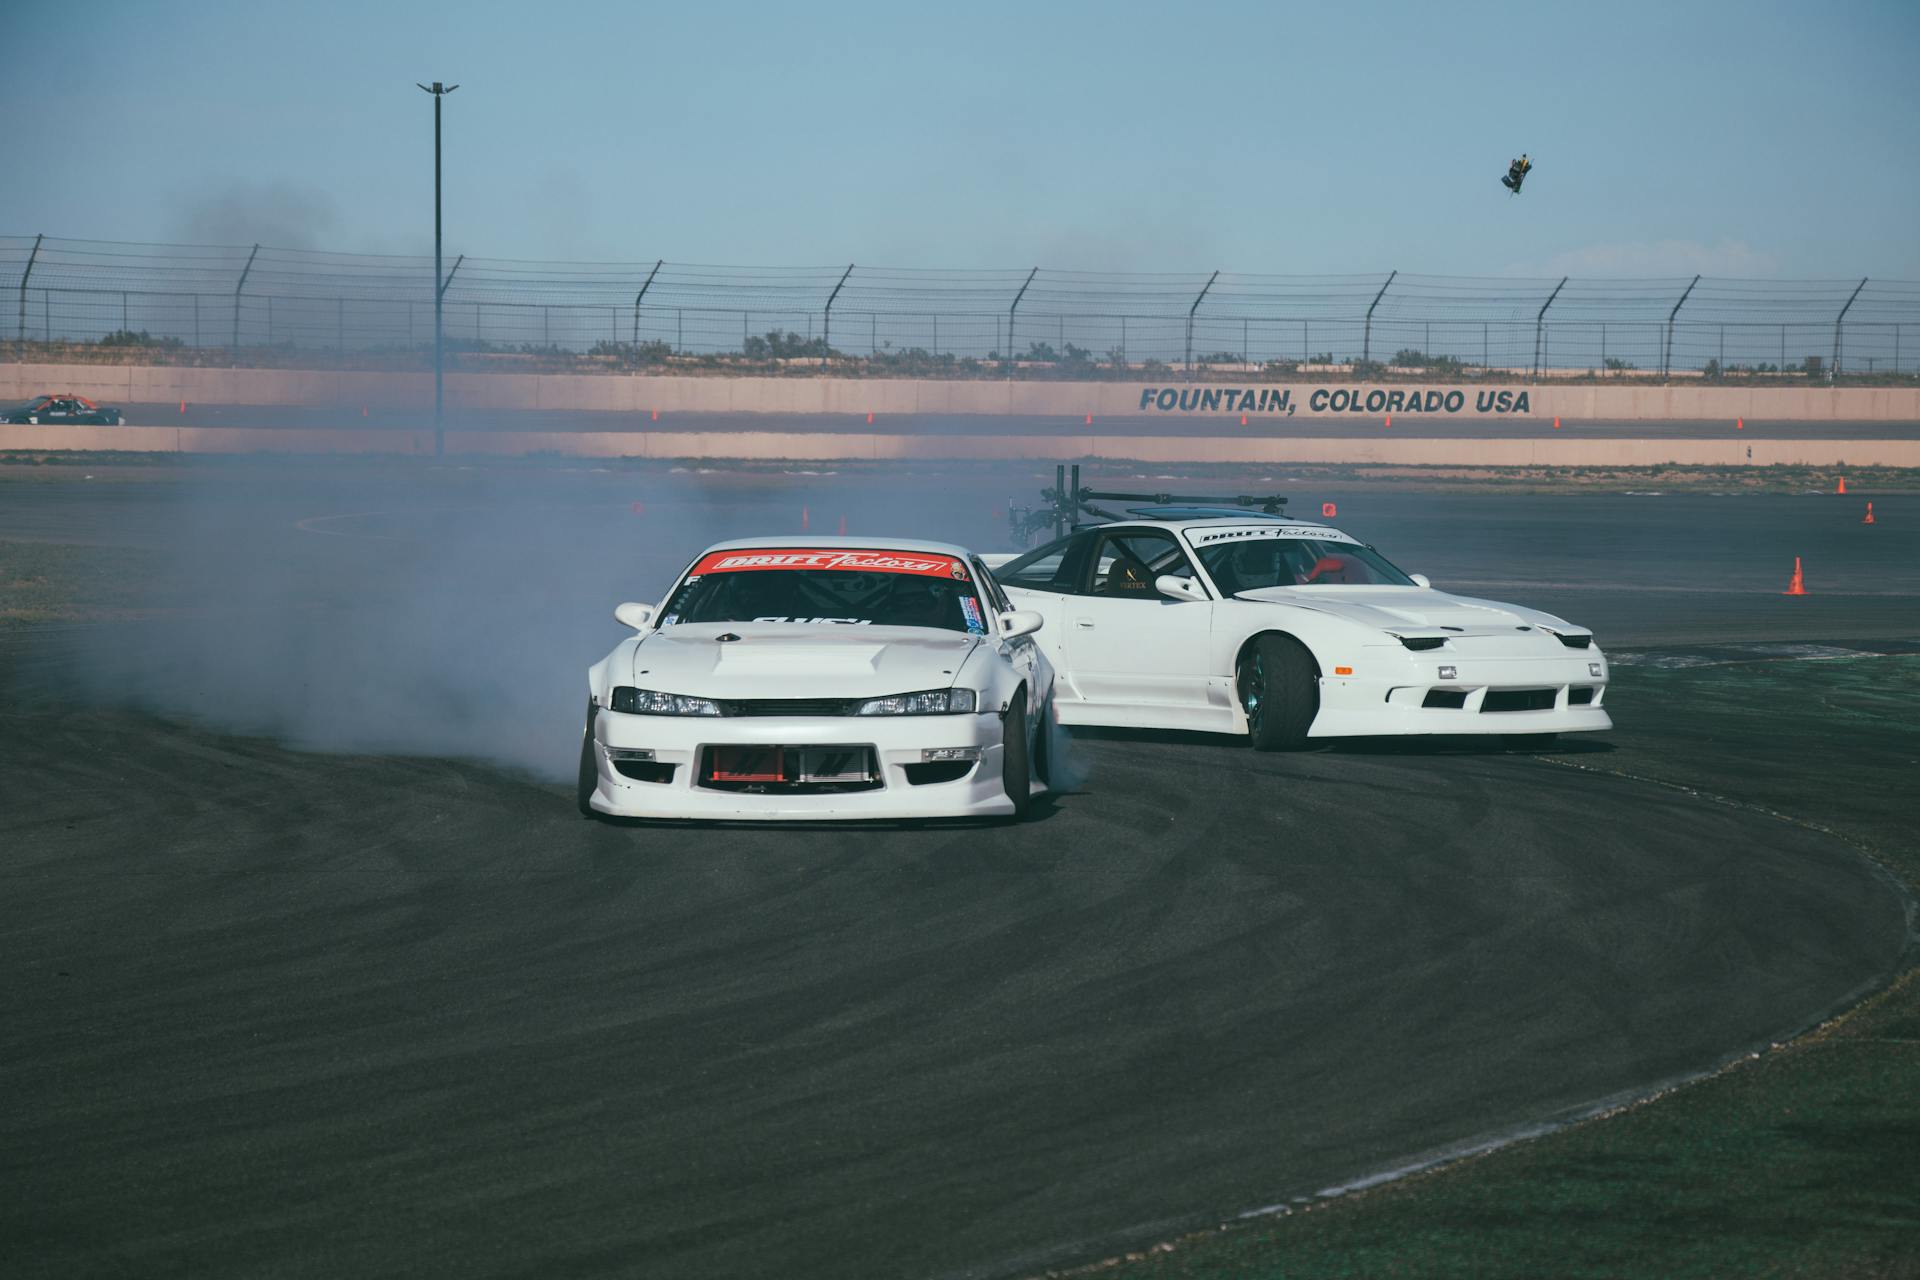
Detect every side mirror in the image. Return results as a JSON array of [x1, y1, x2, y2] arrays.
[[614, 601, 657, 631], [1155, 574, 1208, 603], [1409, 574, 1432, 589], [998, 609, 1044, 640]]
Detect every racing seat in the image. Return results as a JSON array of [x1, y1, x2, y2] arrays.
[[1097, 550, 1155, 596]]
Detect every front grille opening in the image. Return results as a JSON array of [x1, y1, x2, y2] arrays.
[[720, 698, 858, 717], [1482, 688, 1558, 713], [1568, 686, 1596, 706], [1399, 636, 1446, 651], [1556, 633, 1593, 649], [613, 760, 677, 784], [697, 745, 883, 793], [904, 761, 975, 786], [1422, 688, 1469, 709]]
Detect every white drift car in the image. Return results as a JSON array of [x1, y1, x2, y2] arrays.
[[992, 508, 1611, 749], [579, 538, 1054, 821]]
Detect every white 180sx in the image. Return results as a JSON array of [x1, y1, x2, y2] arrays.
[[991, 511, 1611, 749], [580, 538, 1055, 821]]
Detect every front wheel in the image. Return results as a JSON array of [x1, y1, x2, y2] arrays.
[[1238, 633, 1319, 751], [1000, 699, 1033, 821], [576, 704, 601, 817]]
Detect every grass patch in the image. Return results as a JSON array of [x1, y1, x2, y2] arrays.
[[0, 539, 169, 626]]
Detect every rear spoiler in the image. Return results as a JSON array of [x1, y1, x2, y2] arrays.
[[1007, 464, 1287, 546]]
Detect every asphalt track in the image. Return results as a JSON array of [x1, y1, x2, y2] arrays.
[[2, 465, 1915, 1278], [95, 402, 1920, 439]]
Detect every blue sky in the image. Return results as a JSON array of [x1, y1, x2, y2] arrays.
[[3, 0, 1916, 276]]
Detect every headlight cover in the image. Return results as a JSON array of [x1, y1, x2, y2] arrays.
[[611, 686, 721, 716], [856, 687, 978, 715]]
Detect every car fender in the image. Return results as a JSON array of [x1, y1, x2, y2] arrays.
[[1211, 601, 1377, 682], [586, 635, 642, 707], [953, 640, 1024, 718]]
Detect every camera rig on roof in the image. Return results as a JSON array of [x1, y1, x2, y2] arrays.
[[1008, 464, 1288, 546]]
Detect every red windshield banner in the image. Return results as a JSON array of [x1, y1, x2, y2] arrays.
[[690, 548, 970, 579]]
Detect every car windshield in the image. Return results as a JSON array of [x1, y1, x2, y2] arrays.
[[659, 547, 991, 634], [1196, 536, 1416, 592]]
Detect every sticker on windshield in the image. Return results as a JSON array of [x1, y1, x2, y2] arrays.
[[960, 597, 987, 634], [691, 548, 968, 578], [751, 616, 872, 625], [1190, 526, 1360, 546]]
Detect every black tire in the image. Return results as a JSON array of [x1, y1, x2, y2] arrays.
[[576, 704, 600, 818], [1031, 692, 1053, 789], [1238, 633, 1319, 751], [1000, 698, 1033, 821], [1503, 733, 1558, 750]]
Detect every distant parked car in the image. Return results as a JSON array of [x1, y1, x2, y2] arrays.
[[3, 394, 124, 425]]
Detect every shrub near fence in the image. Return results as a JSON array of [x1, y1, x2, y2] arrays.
[[4, 235, 1917, 383]]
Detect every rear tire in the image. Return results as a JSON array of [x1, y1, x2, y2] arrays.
[[576, 704, 601, 818], [1239, 633, 1319, 751], [1000, 699, 1033, 821]]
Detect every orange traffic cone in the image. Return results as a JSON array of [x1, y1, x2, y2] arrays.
[[866, 411, 874, 424], [178, 400, 186, 414], [1783, 557, 1807, 596], [1837, 476, 1847, 495], [1863, 502, 1876, 525]]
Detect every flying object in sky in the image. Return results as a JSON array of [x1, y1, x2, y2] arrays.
[[1501, 154, 1533, 194]]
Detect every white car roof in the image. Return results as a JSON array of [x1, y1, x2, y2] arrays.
[[699, 534, 977, 558]]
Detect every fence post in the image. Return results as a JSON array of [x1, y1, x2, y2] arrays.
[[121, 291, 128, 334], [631, 258, 662, 347], [1600, 322, 1607, 376], [17, 233, 43, 345], [873, 312, 878, 356], [1662, 274, 1700, 380], [230, 243, 259, 359], [1184, 270, 1219, 374], [1531, 276, 1567, 381], [1006, 268, 1038, 375], [822, 263, 854, 367], [1831, 277, 1867, 379], [676, 309, 683, 353], [932, 314, 938, 357], [1362, 270, 1396, 368], [1243, 317, 1250, 366], [194, 294, 200, 347]]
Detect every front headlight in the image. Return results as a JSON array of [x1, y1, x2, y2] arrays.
[[610, 686, 721, 716], [856, 687, 978, 715]]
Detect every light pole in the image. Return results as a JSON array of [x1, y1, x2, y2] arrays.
[[417, 80, 458, 456]]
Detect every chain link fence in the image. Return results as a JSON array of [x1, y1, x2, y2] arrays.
[[4, 235, 1917, 379]]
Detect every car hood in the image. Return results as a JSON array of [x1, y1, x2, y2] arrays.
[[1231, 585, 1581, 636], [630, 622, 981, 699]]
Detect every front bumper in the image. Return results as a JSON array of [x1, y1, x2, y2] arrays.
[[1307, 646, 1613, 738], [587, 707, 1018, 820]]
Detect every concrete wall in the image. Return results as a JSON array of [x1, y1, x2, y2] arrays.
[[6, 423, 1916, 468], [5, 362, 1917, 422]]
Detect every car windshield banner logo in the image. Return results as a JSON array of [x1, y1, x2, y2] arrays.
[[691, 548, 969, 578]]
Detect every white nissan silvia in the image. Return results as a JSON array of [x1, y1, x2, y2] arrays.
[[991, 509, 1611, 750], [579, 537, 1055, 821]]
